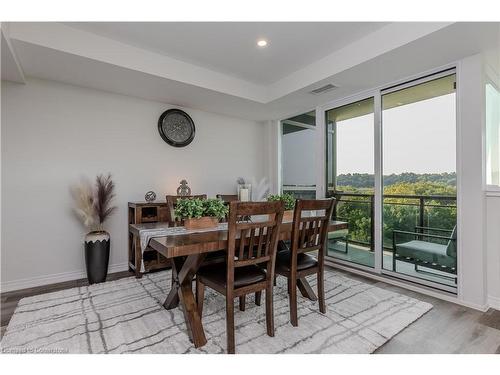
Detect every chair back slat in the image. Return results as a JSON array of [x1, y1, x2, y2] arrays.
[[291, 199, 337, 259], [248, 228, 256, 258], [256, 228, 265, 258], [227, 201, 285, 289], [238, 228, 248, 260]]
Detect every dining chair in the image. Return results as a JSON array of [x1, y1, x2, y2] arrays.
[[275, 198, 336, 327], [195, 200, 285, 354], [216, 194, 238, 223], [216, 194, 238, 204], [165, 194, 207, 226]]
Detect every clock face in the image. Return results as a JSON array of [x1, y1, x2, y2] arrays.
[[158, 109, 195, 147]]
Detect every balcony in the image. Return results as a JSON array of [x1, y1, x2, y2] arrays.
[[328, 191, 457, 287], [280, 187, 458, 287]]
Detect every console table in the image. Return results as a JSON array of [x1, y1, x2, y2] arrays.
[[128, 201, 171, 277]]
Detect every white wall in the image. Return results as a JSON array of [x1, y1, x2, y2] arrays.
[[1, 78, 266, 291], [486, 195, 500, 309], [484, 44, 500, 310], [455, 54, 488, 309]]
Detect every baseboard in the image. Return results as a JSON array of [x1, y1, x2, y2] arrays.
[[488, 295, 500, 311], [0, 262, 129, 293]]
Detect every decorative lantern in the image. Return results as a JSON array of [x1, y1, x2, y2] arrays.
[[177, 179, 191, 196]]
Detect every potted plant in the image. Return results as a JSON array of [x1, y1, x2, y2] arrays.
[[267, 193, 296, 222], [175, 198, 228, 230], [71, 174, 116, 284]]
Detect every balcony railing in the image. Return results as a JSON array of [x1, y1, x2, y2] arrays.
[[280, 187, 457, 251], [327, 191, 457, 251], [283, 184, 316, 200]]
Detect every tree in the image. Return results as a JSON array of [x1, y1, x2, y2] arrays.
[[332, 177, 456, 249]]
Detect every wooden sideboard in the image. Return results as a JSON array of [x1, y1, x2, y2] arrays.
[[128, 201, 171, 277]]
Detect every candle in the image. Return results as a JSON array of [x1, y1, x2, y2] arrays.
[[239, 188, 249, 202]]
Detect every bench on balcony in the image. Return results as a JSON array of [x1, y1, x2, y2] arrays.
[[393, 225, 457, 283]]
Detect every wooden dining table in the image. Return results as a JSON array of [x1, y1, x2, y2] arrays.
[[130, 219, 348, 348]]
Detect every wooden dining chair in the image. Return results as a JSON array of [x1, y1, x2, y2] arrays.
[[165, 194, 207, 226], [216, 194, 238, 223], [216, 194, 238, 204], [275, 198, 336, 327], [195, 200, 285, 354]]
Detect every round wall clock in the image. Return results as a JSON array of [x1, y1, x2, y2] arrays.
[[157, 109, 195, 147]]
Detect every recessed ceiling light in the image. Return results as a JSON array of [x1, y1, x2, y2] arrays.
[[257, 39, 268, 47]]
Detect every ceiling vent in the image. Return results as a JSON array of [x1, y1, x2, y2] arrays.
[[309, 84, 338, 95]]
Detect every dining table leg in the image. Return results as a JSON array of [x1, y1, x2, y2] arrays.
[[163, 253, 208, 348], [297, 277, 318, 301], [163, 257, 184, 309]]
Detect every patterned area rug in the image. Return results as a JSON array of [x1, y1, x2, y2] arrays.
[[1, 270, 432, 354]]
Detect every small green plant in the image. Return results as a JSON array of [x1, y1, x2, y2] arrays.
[[267, 193, 296, 210], [175, 198, 228, 220], [202, 198, 229, 219]]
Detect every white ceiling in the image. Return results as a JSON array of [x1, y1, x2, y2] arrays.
[[65, 22, 387, 85], [1, 22, 499, 121]]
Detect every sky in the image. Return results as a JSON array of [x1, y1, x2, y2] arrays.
[[336, 93, 456, 175], [282, 92, 457, 186]]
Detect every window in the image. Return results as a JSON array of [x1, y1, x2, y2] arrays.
[[325, 98, 375, 268], [281, 111, 316, 199]]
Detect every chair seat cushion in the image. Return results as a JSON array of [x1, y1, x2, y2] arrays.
[[396, 240, 456, 268], [275, 250, 318, 273], [197, 263, 266, 288]]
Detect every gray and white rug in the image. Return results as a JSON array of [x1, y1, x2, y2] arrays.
[[1, 270, 432, 354]]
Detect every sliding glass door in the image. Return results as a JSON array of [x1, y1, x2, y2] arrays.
[[325, 98, 375, 268], [321, 69, 458, 292], [381, 72, 457, 288]]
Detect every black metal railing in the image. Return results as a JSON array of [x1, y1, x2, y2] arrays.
[[282, 185, 317, 200], [327, 191, 457, 251]]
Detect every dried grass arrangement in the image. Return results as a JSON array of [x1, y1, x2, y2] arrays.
[[71, 173, 117, 232]]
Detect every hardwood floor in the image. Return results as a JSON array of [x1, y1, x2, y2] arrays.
[[340, 271, 500, 354], [1, 268, 499, 353]]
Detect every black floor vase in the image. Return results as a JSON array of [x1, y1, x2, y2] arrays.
[[84, 231, 110, 284]]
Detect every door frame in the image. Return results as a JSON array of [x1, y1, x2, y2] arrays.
[[318, 63, 459, 293]]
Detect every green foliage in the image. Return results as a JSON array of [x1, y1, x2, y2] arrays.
[[203, 198, 229, 220], [333, 177, 457, 249], [267, 193, 296, 210], [174, 198, 228, 220], [175, 198, 205, 219], [335, 172, 456, 189]]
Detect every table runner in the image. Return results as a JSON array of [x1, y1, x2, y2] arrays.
[[138, 223, 228, 272]]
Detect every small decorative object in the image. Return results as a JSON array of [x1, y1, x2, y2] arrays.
[[158, 108, 195, 147], [175, 198, 228, 230], [144, 190, 156, 202], [71, 174, 117, 284], [237, 183, 252, 202], [267, 193, 296, 222], [176, 179, 191, 196]]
